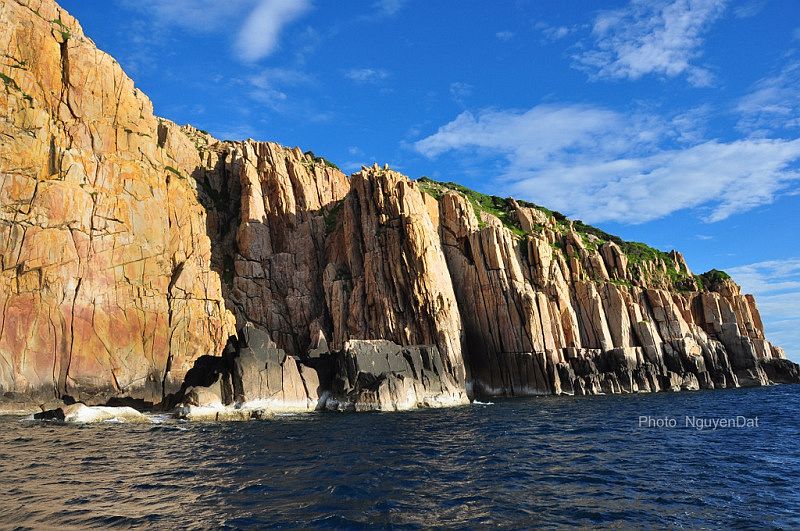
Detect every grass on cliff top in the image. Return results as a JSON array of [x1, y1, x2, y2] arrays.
[[417, 177, 527, 237], [418, 176, 618, 244], [304, 151, 340, 171], [415, 176, 729, 291]]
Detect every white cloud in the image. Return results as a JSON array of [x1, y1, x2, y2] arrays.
[[736, 62, 800, 135], [575, 0, 726, 86], [236, 0, 312, 62], [496, 31, 515, 42], [120, 0, 311, 62], [344, 68, 390, 84], [670, 104, 712, 143], [117, 0, 255, 72], [727, 259, 800, 362], [415, 104, 655, 166], [212, 124, 259, 141], [415, 104, 800, 224]]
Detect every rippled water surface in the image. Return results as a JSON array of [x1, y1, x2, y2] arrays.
[[1, 386, 799, 529]]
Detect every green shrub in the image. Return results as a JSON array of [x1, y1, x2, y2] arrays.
[[698, 268, 731, 290]]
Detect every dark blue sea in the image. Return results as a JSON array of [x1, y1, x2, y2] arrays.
[[1, 385, 798, 529]]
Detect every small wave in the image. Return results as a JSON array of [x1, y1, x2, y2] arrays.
[[149, 424, 188, 432], [147, 414, 173, 424], [472, 400, 494, 405]]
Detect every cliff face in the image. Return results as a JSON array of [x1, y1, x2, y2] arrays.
[[0, 0, 234, 407], [1, 0, 797, 413], [435, 187, 787, 396]]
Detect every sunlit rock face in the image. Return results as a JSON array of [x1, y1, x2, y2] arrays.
[[435, 190, 791, 396], [1, 0, 797, 414], [0, 0, 234, 408]]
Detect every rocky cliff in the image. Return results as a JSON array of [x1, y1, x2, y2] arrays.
[[1, 0, 797, 414]]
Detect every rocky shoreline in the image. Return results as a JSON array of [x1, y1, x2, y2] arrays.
[[13, 319, 800, 422]]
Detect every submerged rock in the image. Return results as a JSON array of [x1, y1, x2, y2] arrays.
[[33, 403, 149, 423], [173, 405, 272, 422]]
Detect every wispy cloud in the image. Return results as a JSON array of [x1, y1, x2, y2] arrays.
[[344, 68, 390, 84], [415, 104, 800, 224], [575, 0, 727, 86], [449, 82, 472, 105], [727, 259, 800, 361], [535, 22, 577, 41], [373, 0, 405, 17], [119, 0, 254, 32], [733, 0, 765, 18], [119, 0, 312, 63], [670, 104, 712, 143], [236, 0, 312, 62], [495, 31, 515, 42], [211, 124, 259, 141], [246, 67, 314, 109], [736, 61, 800, 136]]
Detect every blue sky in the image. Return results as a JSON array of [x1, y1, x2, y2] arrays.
[[60, 0, 800, 360]]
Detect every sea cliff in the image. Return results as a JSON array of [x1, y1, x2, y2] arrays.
[[1, 0, 797, 416]]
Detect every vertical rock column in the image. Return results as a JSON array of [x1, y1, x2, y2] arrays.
[[324, 167, 467, 386]]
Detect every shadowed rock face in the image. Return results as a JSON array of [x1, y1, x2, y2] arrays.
[[0, 0, 797, 413], [166, 323, 324, 415], [327, 340, 468, 411]]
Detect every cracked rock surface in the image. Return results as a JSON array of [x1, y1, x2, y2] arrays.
[[0, 0, 234, 408]]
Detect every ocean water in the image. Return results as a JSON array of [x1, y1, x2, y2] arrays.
[[1, 386, 798, 529]]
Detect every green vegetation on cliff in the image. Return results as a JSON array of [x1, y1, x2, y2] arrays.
[[51, 16, 71, 40], [304, 151, 340, 171], [416, 176, 712, 292], [417, 177, 527, 236], [697, 268, 732, 291]]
